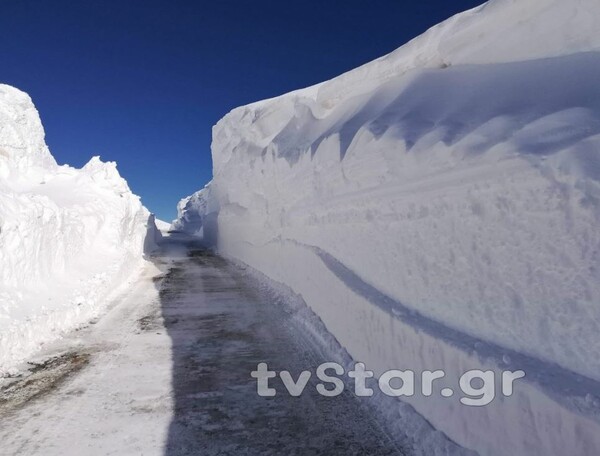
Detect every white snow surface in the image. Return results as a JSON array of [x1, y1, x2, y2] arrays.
[[154, 218, 171, 232], [0, 84, 156, 375], [175, 0, 600, 454]]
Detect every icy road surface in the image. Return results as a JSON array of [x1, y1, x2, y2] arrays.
[[0, 236, 401, 455]]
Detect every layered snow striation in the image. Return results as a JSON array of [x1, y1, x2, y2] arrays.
[[175, 0, 600, 453], [0, 84, 157, 375]]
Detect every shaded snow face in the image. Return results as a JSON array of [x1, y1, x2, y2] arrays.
[[209, 49, 600, 382], [0, 84, 154, 375], [170, 186, 211, 237]]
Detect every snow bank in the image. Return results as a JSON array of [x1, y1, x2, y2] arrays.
[[0, 84, 156, 375], [170, 184, 211, 237], [176, 0, 600, 453]]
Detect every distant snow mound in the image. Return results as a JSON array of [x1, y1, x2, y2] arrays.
[[170, 184, 211, 236], [175, 0, 600, 454], [0, 84, 156, 374]]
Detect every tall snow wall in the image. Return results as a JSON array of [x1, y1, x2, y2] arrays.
[[177, 0, 600, 453], [0, 84, 157, 374]]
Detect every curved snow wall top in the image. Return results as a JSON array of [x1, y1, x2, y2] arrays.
[[180, 0, 600, 453], [0, 84, 156, 374]]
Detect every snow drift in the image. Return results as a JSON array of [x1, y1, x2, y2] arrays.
[[175, 0, 600, 453], [0, 84, 156, 375]]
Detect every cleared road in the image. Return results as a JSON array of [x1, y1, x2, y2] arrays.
[[0, 236, 401, 455]]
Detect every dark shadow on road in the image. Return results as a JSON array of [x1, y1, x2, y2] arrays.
[[149, 233, 402, 455]]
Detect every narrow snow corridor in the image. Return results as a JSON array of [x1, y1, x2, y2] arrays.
[[0, 236, 404, 455]]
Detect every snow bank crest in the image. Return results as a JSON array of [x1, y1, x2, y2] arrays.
[[0, 85, 56, 182]]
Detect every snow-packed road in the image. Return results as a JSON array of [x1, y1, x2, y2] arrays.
[[0, 235, 401, 455]]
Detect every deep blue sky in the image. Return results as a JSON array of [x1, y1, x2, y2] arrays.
[[1, 0, 483, 221]]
